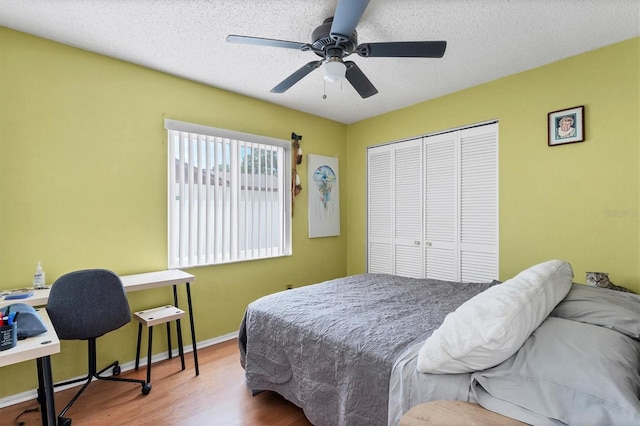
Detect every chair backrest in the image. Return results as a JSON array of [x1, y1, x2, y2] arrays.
[[46, 269, 131, 340]]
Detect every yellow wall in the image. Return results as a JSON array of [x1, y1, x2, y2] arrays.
[[1, 26, 638, 399], [0, 27, 348, 397], [346, 38, 640, 293]]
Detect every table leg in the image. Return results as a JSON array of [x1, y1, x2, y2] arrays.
[[173, 283, 199, 376], [185, 282, 199, 376], [36, 356, 56, 426]]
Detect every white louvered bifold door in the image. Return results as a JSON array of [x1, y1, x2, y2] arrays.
[[367, 146, 393, 274], [367, 122, 497, 282], [459, 123, 498, 282], [424, 132, 459, 281], [393, 139, 424, 278]]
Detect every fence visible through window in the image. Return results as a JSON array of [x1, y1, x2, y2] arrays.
[[166, 119, 292, 268]]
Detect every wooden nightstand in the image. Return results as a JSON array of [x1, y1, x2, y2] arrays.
[[399, 400, 527, 425]]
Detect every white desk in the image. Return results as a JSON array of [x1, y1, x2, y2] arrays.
[[0, 269, 199, 372], [1, 270, 195, 307], [0, 309, 60, 426]]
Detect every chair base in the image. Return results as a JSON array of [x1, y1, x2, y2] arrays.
[[53, 338, 151, 424]]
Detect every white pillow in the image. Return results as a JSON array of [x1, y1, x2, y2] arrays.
[[417, 260, 573, 374]]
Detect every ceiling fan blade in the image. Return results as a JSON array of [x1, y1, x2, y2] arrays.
[[271, 61, 323, 93], [356, 41, 447, 58], [330, 0, 370, 39], [344, 61, 378, 99], [226, 35, 309, 50]]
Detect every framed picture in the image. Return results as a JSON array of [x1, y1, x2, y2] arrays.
[[548, 105, 585, 146], [308, 154, 340, 238]]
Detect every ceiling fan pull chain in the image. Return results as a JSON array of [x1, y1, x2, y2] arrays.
[[323, 80, 327, 99]]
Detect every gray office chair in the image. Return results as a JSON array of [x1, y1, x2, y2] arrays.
[[47, 269, 151, 426]]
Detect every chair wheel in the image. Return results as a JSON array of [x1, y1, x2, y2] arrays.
[[142, 382, 152, 395], [58, 416, 72, 426], [112, 365, 121, 375]]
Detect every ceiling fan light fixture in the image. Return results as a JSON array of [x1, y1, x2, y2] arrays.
[[324, 57, 346, 82]]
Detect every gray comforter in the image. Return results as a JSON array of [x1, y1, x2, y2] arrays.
[[238, 273, 495, 426]]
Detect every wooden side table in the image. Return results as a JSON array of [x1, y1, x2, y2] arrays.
[[399, 400, 526, 425]]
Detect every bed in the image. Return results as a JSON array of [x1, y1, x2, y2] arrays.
[[238, 261, 640, 425]]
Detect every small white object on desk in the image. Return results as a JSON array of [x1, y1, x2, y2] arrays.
[[33, 261, 46, 289]]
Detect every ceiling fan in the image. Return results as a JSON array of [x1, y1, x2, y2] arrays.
[[226, 0, 447, 99]]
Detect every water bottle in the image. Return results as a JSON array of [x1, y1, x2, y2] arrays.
[[33, 261, 46, 289]]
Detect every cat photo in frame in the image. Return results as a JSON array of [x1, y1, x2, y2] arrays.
[[548, 105, 585, 146]]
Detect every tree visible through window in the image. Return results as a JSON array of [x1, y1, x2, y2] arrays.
[[165, 119, 292, 268]]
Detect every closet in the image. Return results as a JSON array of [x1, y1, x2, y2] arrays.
[[367, 122, 498, 282]]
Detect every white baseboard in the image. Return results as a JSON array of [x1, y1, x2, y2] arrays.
[[0, 331, 238, 409]]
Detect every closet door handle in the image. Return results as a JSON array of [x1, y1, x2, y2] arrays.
[[425, 242, 432, 247]]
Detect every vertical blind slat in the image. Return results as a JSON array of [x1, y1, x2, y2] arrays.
[[189, 133, 196, 266], [220, 137, 228, 263], [230, 139, 239, 261], [252, 142, 258, 258], [264, 145, 270, 258], [168, 131, 178, 266], [242, 143, 246, 258], [213, 136, 220, 264], [197, 134, 206, 265], [205, 136, 212, 265], [179, 132, 188, 266], [278, 147, 285, 250], [257, 145, 263, 257]]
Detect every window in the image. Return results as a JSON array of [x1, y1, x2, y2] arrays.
[[165, 119, 292, 268]]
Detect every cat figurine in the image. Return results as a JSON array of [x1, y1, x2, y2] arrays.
[[585, 272, 635, 293]]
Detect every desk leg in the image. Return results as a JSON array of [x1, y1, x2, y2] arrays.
[[186, 282, 199, 376], [174, 283, 199, 376], [36, 356, 56, 426]]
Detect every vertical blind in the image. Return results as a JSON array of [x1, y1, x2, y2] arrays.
[[165, 119, 292, 268]]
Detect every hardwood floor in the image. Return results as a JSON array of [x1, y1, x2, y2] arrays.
[[1, 340, 313, 425]]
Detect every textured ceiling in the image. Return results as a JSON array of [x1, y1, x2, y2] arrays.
[[1, 0, 638, 124]]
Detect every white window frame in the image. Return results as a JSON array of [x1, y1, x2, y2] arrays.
[[165, 119, 292, 268]]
